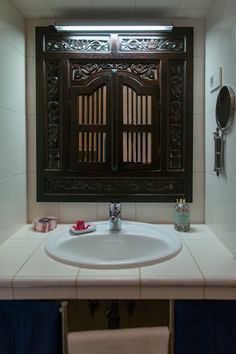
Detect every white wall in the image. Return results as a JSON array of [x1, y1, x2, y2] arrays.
[[205, 0, 236, 255], [0, 0, 26, 244], [27, 19, 205, 225]]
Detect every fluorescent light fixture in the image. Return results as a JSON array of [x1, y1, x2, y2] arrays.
[[55, 25, 173, 32]]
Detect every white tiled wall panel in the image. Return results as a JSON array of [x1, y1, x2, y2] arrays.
[[205, 0, 236, 256], [0, 0, 26, 245]]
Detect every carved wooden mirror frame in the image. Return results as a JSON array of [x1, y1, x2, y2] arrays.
[[36, 26, 193, 202]]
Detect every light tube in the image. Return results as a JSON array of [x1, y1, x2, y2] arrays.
[[55, 25, 173, 32]]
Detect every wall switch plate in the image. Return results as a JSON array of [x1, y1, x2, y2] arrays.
[[210, 67, 222, 92]]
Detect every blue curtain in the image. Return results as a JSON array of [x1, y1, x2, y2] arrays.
[[0, 300, 62, 354], [175, 300, 236, 354]]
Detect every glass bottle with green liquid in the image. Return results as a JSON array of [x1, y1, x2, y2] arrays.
[[174, 198, 190, 232]]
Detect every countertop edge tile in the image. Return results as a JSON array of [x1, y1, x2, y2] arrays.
[[141, 286, 204, 300], [0, 288, 14, 299], [13, 276, 77, 287], [77, 286, 140, 300], [13, 287, 77, 300]]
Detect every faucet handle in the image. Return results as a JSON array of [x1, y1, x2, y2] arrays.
[[109, 201, 122, 231], [109, 201, 121, 218]]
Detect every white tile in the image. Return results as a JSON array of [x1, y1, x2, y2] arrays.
[[135, 203, 174, 224], [193, 114, 205, 173], [0, 109, 26, 178], [135, 8, 176, 19], [193, 20, 205, 57], [92, 0, 135, 18], [205, 172, 219, 231], [141, 286, 203, 299], [92, 0, 135, 9], [14, 285, 77, 299], [12, 0, 51, 10], [9, 224, 52, 240], [77, 267, 139, 286], [11, 174, 27, 233], [190, 172, 205, 223], [26, 20, 36, 57], [77, 267, 140, 299], [180, 224, 217, 240], [176, 8, 209, 18], [21, 9, 55, 18], [184, 238, 236, 286], [121, 203, 136, 221], [6, 4, 25, 54], [0, 0, 25, 54], [96, 203, 108, 221], [0, 178, 14, 244], [0, 288, 13, 300], [59, 203, 97, 223], [140, 244, 204, 286], [193, 56, 205, 115], [26, 57, 36, 115], [226, 127, 236, 183], [136, 0, 179, 6], [0, 175, 26, 244], [27, 115, 36, 173], [205, 110, 215, 175], [179, 0, 213, 9], [77, 286, 140, 299], [214, 180, 236, 257], [205, 287, 236, 300], [49, 0, 92, 8], [54, 9, 95, 19], [0, 40, 25, 113], [14, 243, 79, 278], [0, 0, 13, 43], [27, 172, 59, 222], [0, 239, 43, 286]]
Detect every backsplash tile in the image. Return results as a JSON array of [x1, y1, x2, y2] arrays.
[[59, 203, 97, 224]]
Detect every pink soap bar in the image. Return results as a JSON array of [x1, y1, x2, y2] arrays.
[[32, 216, 58, 233]]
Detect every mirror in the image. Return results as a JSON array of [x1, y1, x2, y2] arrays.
[[216, 85, 235, 131], [214, 85, 235, 176]]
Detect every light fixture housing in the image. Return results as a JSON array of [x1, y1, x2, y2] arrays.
[[54, 24, 173, 32]]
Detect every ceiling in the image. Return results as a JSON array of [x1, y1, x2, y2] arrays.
[[11, 0, 214, 21]]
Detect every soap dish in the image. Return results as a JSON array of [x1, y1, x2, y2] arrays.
[[69, 224, 96, 235]]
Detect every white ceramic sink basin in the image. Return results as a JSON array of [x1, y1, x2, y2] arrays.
[[45, 221, 182, 269]]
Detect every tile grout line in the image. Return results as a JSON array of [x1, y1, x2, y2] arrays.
[[11, 238, 46, 299], [180, 236, 206, 298]]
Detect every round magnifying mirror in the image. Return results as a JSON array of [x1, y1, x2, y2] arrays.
[[216, 85, 235, 131]]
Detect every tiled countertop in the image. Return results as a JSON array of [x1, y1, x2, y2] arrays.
[[1, 224, 236, 300]]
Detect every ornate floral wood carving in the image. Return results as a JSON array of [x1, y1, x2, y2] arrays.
[[168, 61, 184, 170], [46, 61, 61, 169], [46, 177, 184, 195], [46, 38, 110, 52], [72, 63, 159, 82], [119, 37, 184, 52]]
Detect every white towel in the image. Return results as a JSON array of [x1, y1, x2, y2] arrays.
[[67, 326, 169, 354]]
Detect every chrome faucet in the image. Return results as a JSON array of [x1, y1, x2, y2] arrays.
[[109, 201, 122, 231]]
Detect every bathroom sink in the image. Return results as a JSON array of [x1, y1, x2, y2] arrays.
[[44, 221, 182, 269]]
